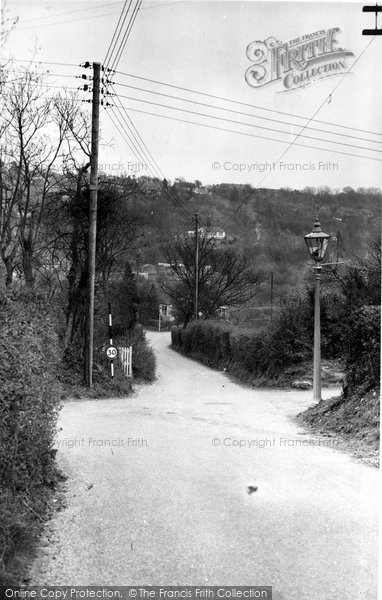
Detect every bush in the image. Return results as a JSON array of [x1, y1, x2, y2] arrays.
[[171, 326, 181, 347], [345, 305, 380, 394], [0, 290, 62, 584], [115, 325, 156, 383], [172, 300, 314, 385]]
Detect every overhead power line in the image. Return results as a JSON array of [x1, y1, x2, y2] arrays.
[[5, 68, 76, 79], [16, 11, 126, 31], [20, 2, 124, 23], [1, 58, 79, 67], [111, 85, 166, 181], [114, 80, 382, 146], [221, 35, 378, 228], [109, 0, 142, 73], [117, 104, 382, 163], [116, 92, 382, 155], [115, 70, 382, 138], [104, 0, 131, 69], [107, 100, 192, 218], [101, 1, 191, 219]]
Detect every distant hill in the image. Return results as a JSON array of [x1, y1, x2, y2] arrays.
[[133, 178, 381, 304]]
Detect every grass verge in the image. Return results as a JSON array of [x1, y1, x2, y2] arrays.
[[296, 389, 380, 467]]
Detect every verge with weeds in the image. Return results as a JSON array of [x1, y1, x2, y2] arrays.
[[0, 290, 156, 584]]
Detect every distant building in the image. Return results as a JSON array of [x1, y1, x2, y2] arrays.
[[194, 186, 211, 196], [159, 303, 175, 323], [185, 226, 226, 241], [216, 306, 229, 320], [139, 263, 157, 282], [214, 229, 226, 240]]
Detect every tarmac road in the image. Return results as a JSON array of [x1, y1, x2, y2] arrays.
[[29, 331, 379, 599]]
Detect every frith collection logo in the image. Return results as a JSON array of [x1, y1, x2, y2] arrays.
[[245, 28, 354, 92]]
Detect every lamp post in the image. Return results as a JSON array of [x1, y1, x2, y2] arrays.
[[304, 218, 331, 402]]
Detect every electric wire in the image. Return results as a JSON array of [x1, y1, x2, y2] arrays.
[[221, 35, 378, 228], [116, 92, 382, 154], [111, 84, 169, 182], [115, 70, 382, 138], [1, 58, 79, 67], [116, 104, 382, 163], [113, 80, 382, 146], [104, 0, 132, 71], [105, 108, 192, 241], [102, 2, 191, 219], [109, 0, 142, 73], [108, 102, 192, 217], [20, 2, 124, 23]]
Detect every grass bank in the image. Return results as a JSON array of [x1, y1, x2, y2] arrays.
[[296, 390, 380, 466]]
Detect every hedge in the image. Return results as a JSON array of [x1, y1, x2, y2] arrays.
[[171, 317, 309, 384], [172, 304, 381, 394], [345, 305, 380, 394], [0, 291, 61, 584]]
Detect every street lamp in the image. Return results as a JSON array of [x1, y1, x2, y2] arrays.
[[304, 217, 331, 402]]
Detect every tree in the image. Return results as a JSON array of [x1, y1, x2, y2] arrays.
[[96, 178, 144, 297], [0, 68, 85, 287], [44, 174, 145, 355], [229, 186, 240, 205], [160, 231, 261, 325]]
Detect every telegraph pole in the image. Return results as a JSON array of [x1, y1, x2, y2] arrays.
[[270, 271, 274, 322], [194, 212, 199, 320], [86, 62, 101, 388], [362, 3, 382, 34]]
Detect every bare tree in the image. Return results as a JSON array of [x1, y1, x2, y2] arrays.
[[160, 231, 261, 325], [0, 69, 85, 287]]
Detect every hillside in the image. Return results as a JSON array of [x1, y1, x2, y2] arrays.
[[135, 179, 381, 303]]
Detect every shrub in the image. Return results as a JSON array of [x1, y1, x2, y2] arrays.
[[345, 305, 380, 394], [172, 293, 315, 385], [0, 290, 61, 584], [171, 326, 181, 347], [115, 325, 156, 383]]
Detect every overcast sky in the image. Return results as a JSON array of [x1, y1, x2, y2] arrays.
[[3, 0, 382, 190]]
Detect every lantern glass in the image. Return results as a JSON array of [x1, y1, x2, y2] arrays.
[[304, 219, 331, 262]]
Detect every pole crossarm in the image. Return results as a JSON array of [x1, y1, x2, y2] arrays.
[[362, 3, 382, 33]]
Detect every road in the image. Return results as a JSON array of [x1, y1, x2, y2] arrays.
[[29, 332, 379, 598]]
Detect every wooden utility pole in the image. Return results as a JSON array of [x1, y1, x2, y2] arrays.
[[270, 271, 274, 322], [86, 62, 101, 388], [194, 212, 199, 320]]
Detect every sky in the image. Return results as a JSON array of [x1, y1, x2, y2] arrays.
[[2, 0, 382, 190]]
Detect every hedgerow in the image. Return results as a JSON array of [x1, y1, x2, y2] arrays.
[[115, 324, 156, 383], [171, 291, 314, 385], [172, 300, 380, 394], [344, 305, 380, 395], [0, 290, 62, 584]]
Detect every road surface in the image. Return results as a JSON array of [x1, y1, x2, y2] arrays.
[[29, 332, 379, 598]]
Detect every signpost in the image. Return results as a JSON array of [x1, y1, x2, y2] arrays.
[[107, 303, 116, 377], [106, 345, 118, 360]]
